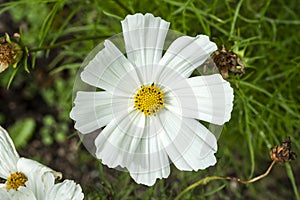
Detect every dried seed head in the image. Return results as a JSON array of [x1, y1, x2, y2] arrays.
[[270, 136, 296, 163], [212, 45, 245, 79], [0, 33, 23, 73]]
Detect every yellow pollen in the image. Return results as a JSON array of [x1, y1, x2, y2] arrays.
[[7, 172, 28, 191], [134, 83, 164, 116]]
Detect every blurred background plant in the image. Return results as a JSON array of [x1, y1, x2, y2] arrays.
[[0, 0, 299, 199]]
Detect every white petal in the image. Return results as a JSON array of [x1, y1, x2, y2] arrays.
[[129, 149, 170, 186], [0, 187, 37, 200], [0, 189, 10, 199], [46, 180, 84, 200], [81, 40, 136, 92], [95, 110, 170, 186], [94, 111, 146, 168], [169, 74, 233, 125], [121, 13, 170, 67], [159, 35, 217, 78], [0, 126, 19, 179], [128, 114, 170, 186], [70, 91, 113, 134], [17, 158, 60, 200], [158, 112, 217, 171]]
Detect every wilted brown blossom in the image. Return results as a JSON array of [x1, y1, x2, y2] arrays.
[[176, 136, 297, 199], [270, 136, 296, 163], [0, 33, 23, 73], [213, 45, 245, 79]]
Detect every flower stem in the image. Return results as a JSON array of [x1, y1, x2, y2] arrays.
[[174, 176, 225, 200], [29, 35, 111, 52], [114, 0, 133, 14], [174, 161, 276, 200], [223, 160, 276, 184]]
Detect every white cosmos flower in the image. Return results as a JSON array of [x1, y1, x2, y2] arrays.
[[70, 13, 234, 186], [0, 126, 84, 200]]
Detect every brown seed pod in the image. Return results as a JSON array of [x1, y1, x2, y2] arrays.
[[0, 33, 24, 73], [212, 45, 245, 79], [270, 136, 296, 163]]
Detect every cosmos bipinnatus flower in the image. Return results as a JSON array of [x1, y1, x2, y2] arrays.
[[0, 126, 84, 200], [70, 13, 234, 186], [0, 33, 23, 73]]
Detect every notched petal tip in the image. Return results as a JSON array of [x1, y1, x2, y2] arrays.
[[159, 34, 218, 78], [121, 13, 169, 29], [121, 13, 170, 67], [130, 166, 170, 186], [47, 180, 84, 200], [80, 39, 136, 92], [195, 35, 218, 53], [70, 91, 113, 134]]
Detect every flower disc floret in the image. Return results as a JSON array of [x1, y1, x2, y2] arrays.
[[6, 172, 27, 190], [134, 83, 164, 116]]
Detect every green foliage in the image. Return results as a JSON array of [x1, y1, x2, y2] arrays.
[[0, 0, 299, 199], [40, 115, 67, 145], [8, 118, 36, 149], [9, 2, 49, 46]]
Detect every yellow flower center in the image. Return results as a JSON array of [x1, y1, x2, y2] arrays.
[[134, 83, 164, 116], [6, 172, 28, 190]]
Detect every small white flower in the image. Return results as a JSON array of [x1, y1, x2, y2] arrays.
[[70, 13, 234, 186], [0, 126, 84, 200]]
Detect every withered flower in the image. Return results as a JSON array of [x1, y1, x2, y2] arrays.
[[213, 45, 245, 79], [0, 33, 23, 73], [270, 136, 296, 163], [175, 136, 297, 198]]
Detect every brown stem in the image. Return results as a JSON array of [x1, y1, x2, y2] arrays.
[[175, 161, 276, 200], [223, 160, 276, 184]]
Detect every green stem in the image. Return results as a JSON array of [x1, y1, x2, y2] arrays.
[[174, 176, 225, 200], [229, 0, 244, 39], [285, 163, 300, 200], [114, 0, 133, 14], [175, 161, 276, 200], [29, 35, 111, 52]]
